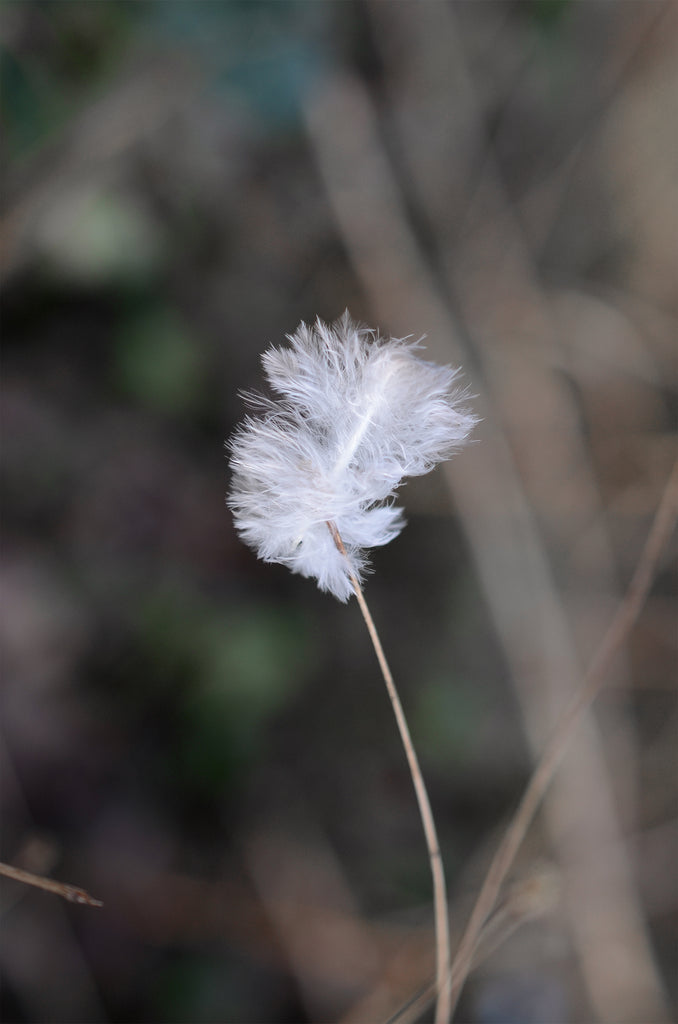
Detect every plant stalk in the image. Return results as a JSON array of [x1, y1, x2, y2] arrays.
[[327, 521, 451, 1024]]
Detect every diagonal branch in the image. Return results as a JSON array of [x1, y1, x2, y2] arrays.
[[0, 860, 103, 908], [447, 458, 678, 1014]]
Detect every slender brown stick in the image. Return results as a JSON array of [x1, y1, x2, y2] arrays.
[[0, 860, 103, 907], [447, 458, 678, 1016], [326, 521, 452, 1024]]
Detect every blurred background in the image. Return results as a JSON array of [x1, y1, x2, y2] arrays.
[[1, 2, 676, 1022]]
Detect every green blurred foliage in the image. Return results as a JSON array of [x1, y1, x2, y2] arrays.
[[39, 186, 165, 285], [115, 307, 204, 416], [136, 585, 318, 791], [414, 673, 488, 769], [1, 47, 54, 154], [1, 1, 135, 156], [529, 0, 571, 32], [148, 0, 329, 127], [152, 952, 269, 1024]]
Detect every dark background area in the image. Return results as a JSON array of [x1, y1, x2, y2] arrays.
[[1, 2, 676, 1022]]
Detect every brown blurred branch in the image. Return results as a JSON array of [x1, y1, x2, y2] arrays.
[[447, 457, 678, 1014]]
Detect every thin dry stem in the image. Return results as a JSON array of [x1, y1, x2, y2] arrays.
[[447, 457, 678, 1016], [326, 520, 452, 1024], [343, 865, 559, 1024], [0, 860, 103, 907]]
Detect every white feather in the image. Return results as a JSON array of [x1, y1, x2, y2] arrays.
[[227, 313, 477, 601]]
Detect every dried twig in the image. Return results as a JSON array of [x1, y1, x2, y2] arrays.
[[0, 860, 103, 908]]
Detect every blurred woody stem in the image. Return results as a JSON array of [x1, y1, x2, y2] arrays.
[[326, 519, 452, 1024], [447, 457, 678, 1016], [0, 860, 103, 907]]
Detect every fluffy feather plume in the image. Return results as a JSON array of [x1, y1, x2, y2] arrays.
[[227, 313, 477, 600]]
